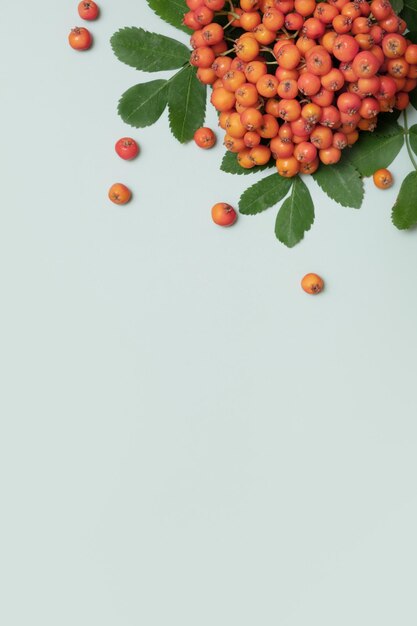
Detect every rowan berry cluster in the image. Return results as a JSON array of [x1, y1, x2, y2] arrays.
[[186, 0, 417, 177]]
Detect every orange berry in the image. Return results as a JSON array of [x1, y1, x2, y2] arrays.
[[224, 135, 246, 153], [240, 107, 264, 131], [225, 111, 246, 138], [234, 36, 260, 62], [108, 183, 132, 205], [301, 273, 324, 294], [210, 87, 236, 111], [243, 131, 261, 148], [250, 145, 271, 165], [276, 156, 300, 178], [373, 168, 393, 189], [194, 127, 216, 149], [211, 202, 237, 226], [237, 148, 256, 168]]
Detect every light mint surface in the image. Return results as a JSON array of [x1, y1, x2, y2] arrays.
[[1, 3, 417, 625]]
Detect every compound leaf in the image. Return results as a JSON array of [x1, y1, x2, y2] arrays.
[[111, 27, 189, 72], [239, 174, 292, 215], [392, 172, 417, 229], [118, 79, 169, 128], [168, 65, 206, 143], [146, 0, 191, 34], [275, 176, 314, 248], [312, 160, 364, 208]]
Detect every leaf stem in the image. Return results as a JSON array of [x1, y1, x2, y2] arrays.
[[403, 109, 417, 171]]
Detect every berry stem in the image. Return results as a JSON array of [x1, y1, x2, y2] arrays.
[[403, 109, 417, 171], [260, 46, 274, 55], [218, 10, 239, 18]]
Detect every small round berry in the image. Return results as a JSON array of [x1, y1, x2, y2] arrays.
[[108, 183, 132, 205], [211, 203, 237, 227], [68, 27, 92, 50], [78, 1, 99, 20], [194, 127, 216, 149], [301, 273, 324, 295], [373, 168, 394, 189], [115, 137, 139, 160]]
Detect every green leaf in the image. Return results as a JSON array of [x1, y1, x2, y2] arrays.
[[146, 0, 191, 34], [275, 177, 315, 248], [221, 151, 274, 175], [377, 110, 402, 126], [402, 0, 417, 30], [410, 89, 417, 112], [346, 122, 404, 176], [406, 31, 417, 44], [239, 174, 292, 215], [168, 66, 206, 143], [110, 27, 190, 72], [392, 172, 417, 229], [409, 124, 417, 155], [118, 79, 169, 128], [312, 160, 364, 208], [391, 0, 403, 13]]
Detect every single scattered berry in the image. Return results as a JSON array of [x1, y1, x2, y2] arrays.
[[115, 137, 140, 160], [68, 27, 92, 50], [78, 1, 99, 20], [373, 168, 394, 189], [194, 127, 217, 149], [108, 183, 132, 205], [301, 273, 324, 295], [211, 202, 237, 227]]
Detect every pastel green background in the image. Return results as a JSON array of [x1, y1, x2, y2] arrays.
[[1, 2, 416, 624]]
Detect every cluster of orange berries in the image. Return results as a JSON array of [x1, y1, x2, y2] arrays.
[[186, 0, 417, 177]]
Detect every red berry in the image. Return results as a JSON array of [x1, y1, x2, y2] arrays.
[[211, 203, 237, 226], [115, 138, 139, 160], [78, 1, 99, 20]]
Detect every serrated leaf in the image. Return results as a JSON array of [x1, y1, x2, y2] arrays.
[[168, 66, 206, 143], [110, 27, 190, 72], [239, 174, 292, 215], [391, 0, 404, 12], [275, 177, 314, 248], [118, 80, 169, 128], [346, 123, 404, 176], [402, 0, 417, 30], [409, 124, 417, 155], [392, 172, 417, 229], [221, 151, 274, 175], [146, 0, 191, 34], [312, 160, 364, 208]]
